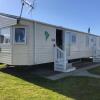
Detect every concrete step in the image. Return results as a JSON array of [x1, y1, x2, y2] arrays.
[[55, 60, 68, 65], [54, 62, 76, 73], [54, 64, 65, 72], [64, 67, 76, 72]]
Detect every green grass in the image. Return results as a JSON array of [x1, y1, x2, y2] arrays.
[[0, 64, 6, 68], [88, 66, 100, 75], [0, 66, 100, 100]]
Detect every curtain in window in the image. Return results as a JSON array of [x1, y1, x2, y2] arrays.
[[15, 28, 25, 43]]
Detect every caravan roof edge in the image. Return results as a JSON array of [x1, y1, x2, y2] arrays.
[[0, 12, 99, 37]]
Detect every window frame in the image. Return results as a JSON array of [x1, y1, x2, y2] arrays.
[[14, 26, 27, 45], [71, 32, 77, 44]]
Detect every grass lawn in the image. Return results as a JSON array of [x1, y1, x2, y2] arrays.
[[0, 65, 100, 100], [88, 66, 100, 75], [0, 64, 6, 68]]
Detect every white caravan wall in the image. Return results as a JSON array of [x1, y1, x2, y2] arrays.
[[35, 23, 56, 64], [12, 20, 35, 65], [65, 31, 94, 59], [96, 37, 100, 50], [0, 27, 12, 64], [95, 36, 100, 56]]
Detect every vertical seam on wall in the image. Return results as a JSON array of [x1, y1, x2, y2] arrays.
[[11, 26, 13, 65], [34, 22, 36, 64]]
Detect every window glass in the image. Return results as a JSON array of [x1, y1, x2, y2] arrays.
[[91, 38, 94, 42], [0, 34, 4, 43], [15, 28, 25, 43], [0, 27, 10, 44], [72, 34, 76, 43]]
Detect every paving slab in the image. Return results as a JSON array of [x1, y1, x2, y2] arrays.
[[46, 63, 100, 80]]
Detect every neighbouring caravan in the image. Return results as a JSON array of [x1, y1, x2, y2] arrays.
[[0, 13, 100, 72]]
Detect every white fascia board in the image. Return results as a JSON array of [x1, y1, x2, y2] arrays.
[[0, 15, 17, 28]]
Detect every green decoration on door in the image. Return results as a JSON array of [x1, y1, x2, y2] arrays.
[[45, 31, 50, 40]]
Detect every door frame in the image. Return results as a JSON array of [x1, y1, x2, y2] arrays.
[[56, 29, 64, 50]]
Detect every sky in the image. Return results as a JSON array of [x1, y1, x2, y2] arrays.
[[0, 0, 100, 35]]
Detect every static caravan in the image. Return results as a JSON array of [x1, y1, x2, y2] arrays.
[[0, 13, 100, 72]]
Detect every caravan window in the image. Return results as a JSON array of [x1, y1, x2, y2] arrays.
[[71, 34, 76, 44], [0, 27, 10, 44], [15, 28, 26, 43]]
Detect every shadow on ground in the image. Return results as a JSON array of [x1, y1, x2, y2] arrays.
[[0, 64, 100, 100]]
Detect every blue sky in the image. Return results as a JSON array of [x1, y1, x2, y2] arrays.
[[0, 0, 100, 35]]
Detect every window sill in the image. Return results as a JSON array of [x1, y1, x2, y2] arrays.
[[14, 42, 26, 45]]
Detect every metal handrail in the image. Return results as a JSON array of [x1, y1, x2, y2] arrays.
[[54, 46, 64, 61]]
